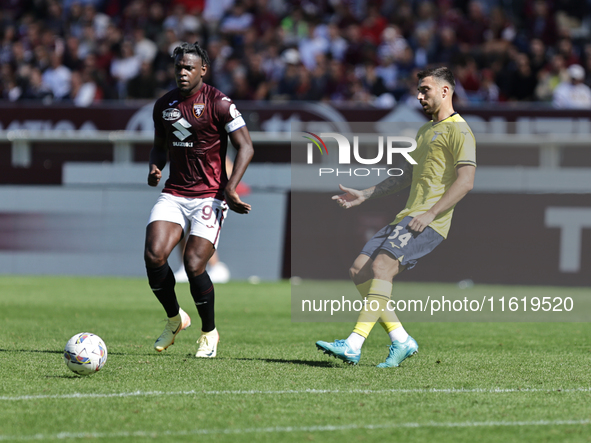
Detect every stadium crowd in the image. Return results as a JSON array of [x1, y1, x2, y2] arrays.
[[2, 0, 591, 108]]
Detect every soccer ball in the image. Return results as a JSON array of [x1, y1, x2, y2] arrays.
[[63, 332, 108, 376]]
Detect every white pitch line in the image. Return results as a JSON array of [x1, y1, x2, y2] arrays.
[[0, 419, 589, 441], [1, 387, 591, 402]]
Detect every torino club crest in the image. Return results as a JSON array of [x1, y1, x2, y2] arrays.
[[193, 103, 205, 118]]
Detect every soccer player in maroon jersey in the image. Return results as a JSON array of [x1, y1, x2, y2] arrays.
[[144, 42, 254, 358]]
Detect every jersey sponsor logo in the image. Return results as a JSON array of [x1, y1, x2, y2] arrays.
[[193, 103, 205, 118], [431, 131, 443, 141], [162, 108, 181, 121], [172, 118, 192, 141], [229, 103, 241, 119], [173, 141, 193, 147]]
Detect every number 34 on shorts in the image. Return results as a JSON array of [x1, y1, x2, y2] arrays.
[[388, 225, 413, 249]]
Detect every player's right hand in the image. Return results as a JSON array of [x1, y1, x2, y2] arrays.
[[332, 184, 366, 209], [148, 166, 162, 187], [225, 188, 251, 214]]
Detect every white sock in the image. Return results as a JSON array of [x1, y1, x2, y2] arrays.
[[346, 332, 365, 352], [388, 327, 409, 343]]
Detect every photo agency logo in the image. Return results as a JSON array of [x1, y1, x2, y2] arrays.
[[301, 131, 417, 177]]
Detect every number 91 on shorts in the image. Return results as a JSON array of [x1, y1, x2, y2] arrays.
[[148, 194, 229, 248]]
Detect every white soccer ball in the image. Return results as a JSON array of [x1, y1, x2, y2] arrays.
[[63, 332, 108, 376]]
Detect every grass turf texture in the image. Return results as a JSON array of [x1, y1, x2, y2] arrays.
[[0, 276, 590, 443]]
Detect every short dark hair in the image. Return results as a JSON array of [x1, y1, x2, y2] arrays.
[[417, 67, 455, 91], [172, 41, 210, 67]]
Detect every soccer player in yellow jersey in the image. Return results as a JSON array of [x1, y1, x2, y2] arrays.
[[316, 67, 476, 367]]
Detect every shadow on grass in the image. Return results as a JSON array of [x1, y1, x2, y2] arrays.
[[44, 375, 82, 379], [233, 357, 339, 368], [0, 349, 126, 355], [0, 349, 64, 354]]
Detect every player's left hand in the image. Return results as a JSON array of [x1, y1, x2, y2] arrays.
[[408, 211, 435, 233], [225, 188, 251, 214]]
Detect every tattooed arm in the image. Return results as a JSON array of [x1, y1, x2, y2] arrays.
[[332, 161, 413, 209]]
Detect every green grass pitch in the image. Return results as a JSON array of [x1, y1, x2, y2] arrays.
[[0, 276, 590, 442]]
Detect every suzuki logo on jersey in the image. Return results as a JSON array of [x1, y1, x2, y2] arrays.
[[173, 118, 192, 141], [193, 103, 205, 118], [162, 108, 181, 121]]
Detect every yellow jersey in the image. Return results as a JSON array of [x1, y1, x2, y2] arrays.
[[393, 113, 476, 239]]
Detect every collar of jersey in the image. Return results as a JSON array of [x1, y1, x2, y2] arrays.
[[178, 82, 206, 101], [431, 112, 458, 126]]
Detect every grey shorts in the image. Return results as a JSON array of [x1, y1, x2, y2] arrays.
[[360, 216, 444, 270]]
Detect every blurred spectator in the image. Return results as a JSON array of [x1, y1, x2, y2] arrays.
[[525, 0, 558, 46], [415, 1, 437, 35], [455, 56, 482, 100], [246, 53, 266, 94], [78, 25, 98, 60], [360, 5, 387, 46], [528, 38, 547, 76], [507, 53, 537, 101], [219, 2, 253, 47], [298, 23, 328, 70], [556, 38, 581, 66], [388, 1, 415, 39], [127, 61, 158, 99], [203, 0, 235, 33], [553, 64, 591, 108], [280, 8, 308, 46], [144, 2, 166, 42], [375, 55, 399, 93], [42, 52, 72, 99], [22, 67, 53, 101], [44, 1, 65, 36], [457, 0, 488, 46], [83, 4, 110, 40], [325, 23, 348, 62], [69, 69, 99, 107], [378, 26, 407, 64], [110, 40, 141, 98], [362, 63, 388, 97], [66, 2, 85, 39], [477, 68, 500, 102], [163, 4, 201, 37], [63, 35, 84, 71], [536, 53, 569, 101], [433, 26, 461, 65], [344, 24, 369, 67], [411, 28, 436, 68], [133, 27, 158, 63], [276, 49, 300, 99]]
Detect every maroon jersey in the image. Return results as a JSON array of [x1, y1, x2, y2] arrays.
[[153, 83, 246, 199]]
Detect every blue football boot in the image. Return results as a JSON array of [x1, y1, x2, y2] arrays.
[[316, 339, 361, 365], [376, 336, 418, 368]]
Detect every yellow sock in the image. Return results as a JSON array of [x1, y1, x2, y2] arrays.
[[355, 280, 401, 334], [353, 279, 392, 338]]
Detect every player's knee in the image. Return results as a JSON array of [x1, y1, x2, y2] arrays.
[[144, 247, 167, 268], [371, 258, 398, 281], [184, 255, 208, 278]]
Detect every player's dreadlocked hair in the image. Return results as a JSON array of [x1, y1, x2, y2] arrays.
[[172, 42, 210, 67], [417, 67, 455, 91]]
